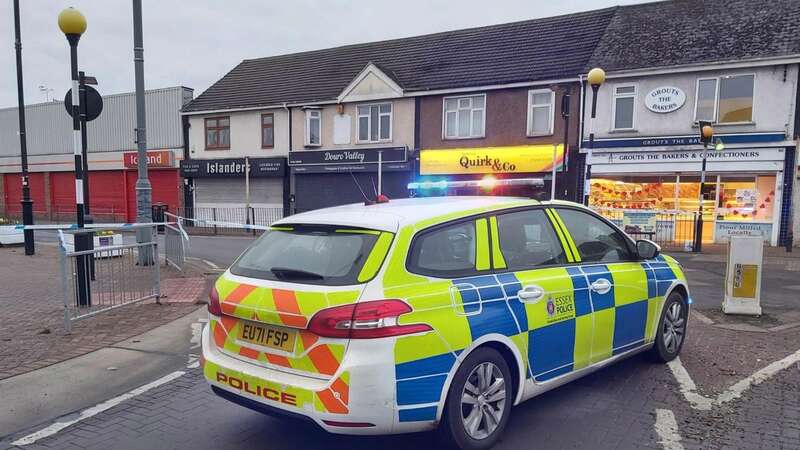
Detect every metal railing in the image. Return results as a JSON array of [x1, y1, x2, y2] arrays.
[[58, 227, 160, 333], [164, 212, 189, 271], [177, 206, 283, 235], [592, 207, 699, 250]]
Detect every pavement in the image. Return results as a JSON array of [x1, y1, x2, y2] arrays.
[[0, 235, 798, 449]]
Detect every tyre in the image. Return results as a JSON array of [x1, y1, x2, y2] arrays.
[[648, 291, 688, 363], [438, 347, 513, 450]]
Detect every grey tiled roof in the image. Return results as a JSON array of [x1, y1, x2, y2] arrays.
[[587, 0, 800, 72], [182, 8, 617, 112]]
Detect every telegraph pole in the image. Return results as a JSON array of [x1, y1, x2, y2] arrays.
[[133, 0, 153, 265], [13, 0, 35, 255]]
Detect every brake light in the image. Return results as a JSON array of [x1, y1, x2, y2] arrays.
[[208, 286, 222, 316], [308, 300, 431, 339]]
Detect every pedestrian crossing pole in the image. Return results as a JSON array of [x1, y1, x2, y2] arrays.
[[59, 7, 91, 306]]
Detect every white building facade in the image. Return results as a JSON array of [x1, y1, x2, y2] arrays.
[[583, 61, 798, 246]]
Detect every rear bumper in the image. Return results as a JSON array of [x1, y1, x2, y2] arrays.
[[201, 323, 431, 435]]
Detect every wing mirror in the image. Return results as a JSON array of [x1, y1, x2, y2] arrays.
[[636, 239, 661, 260]]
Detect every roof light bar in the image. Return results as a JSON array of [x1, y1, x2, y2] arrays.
[[407, 178, 544, 190]]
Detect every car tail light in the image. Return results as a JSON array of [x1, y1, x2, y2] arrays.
[[208, 286, 222, 316], [308, 300, 431, 339]]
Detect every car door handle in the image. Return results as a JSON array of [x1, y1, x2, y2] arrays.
[[517, 285, 545, 303], [590, 278, 612, 295]]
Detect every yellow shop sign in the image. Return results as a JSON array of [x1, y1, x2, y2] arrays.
[[420, 145, 564, 175]]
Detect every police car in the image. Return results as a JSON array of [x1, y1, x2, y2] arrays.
[[201, 195, 689, 449]]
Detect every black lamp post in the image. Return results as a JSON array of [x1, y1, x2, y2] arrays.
[[583, 67, 605, 205], [13, 0, 35, 255], [59, 7, 91, 306], [693, 122, 714, 253]]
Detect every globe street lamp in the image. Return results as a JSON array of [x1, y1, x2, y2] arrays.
[[59, 7, 91, 306], [693, 122, 714, 253], [583, 67, 605, 205]]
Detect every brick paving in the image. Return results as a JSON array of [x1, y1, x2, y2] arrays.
[[0, 246, 209, 380]]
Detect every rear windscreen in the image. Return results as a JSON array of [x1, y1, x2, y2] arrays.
[[230, 226, 381, 286]]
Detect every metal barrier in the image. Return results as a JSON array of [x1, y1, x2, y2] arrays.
[[164, 213, 190, 271], [592, 207, 699, 250], [177, 206, 282, 235], [58, 227, 161, 333]]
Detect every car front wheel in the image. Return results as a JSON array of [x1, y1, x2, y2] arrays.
[[439, 347, 513, 450], [649, 291, 688, 362]]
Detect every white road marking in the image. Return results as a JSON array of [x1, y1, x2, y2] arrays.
[[667, 357, 713, 410], [716, 348, 800, 405], [668, 349, 800, 410], [202, 259, 220, 269], [655, 409, 684, 450], [12, 371, 185, 446]]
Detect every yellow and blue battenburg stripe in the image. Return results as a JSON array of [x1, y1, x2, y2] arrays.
[[387, 211, 685, 423]]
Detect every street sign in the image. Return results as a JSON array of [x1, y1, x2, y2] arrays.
[[64, 85, 103, 121]]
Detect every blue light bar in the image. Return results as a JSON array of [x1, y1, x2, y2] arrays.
[[408, 178, 544, 190]]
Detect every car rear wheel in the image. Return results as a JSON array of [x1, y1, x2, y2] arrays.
[[649, 291, 688, 363], [439, 347, 513, 450]]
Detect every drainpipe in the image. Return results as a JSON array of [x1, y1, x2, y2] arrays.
[[283, 102, 293, 216], [576, 75, 586, 202]]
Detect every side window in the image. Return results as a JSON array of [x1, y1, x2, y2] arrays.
[[409, 221, 479, 277], [495, 210, 566, 270], [555, 208, 632, 263]]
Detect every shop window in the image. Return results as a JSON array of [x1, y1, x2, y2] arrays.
[[261, 113, 274, 148], [305, 109, 321, 146], [717, 176, 775, 222], [527, 89, 554, 136], [357, 103, 392, 143], [205, 117, 230, 150], [612, 85, 636, 130], [496, 209, 566, 270], [443, 94, 485, 139], [589, 177, 678, 211], [694, 75, 754, 123]]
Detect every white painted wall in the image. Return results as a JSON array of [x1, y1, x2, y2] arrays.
[[187, 108, 289, 159], [585, 65, 797, 139]]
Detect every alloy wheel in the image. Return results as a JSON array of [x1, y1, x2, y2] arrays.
[[460, 362, 506, 440], [662, 301, 685, 354]]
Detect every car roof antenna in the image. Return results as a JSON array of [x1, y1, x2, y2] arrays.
[[349, 171, 372, 204]]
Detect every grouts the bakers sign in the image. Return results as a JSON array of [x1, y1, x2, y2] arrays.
[[420, 145, 564, 175]]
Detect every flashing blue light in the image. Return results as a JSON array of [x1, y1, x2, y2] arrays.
[[408, 179, 449, 190]]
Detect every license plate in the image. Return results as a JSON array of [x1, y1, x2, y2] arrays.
[[237, 321, 297, 353]]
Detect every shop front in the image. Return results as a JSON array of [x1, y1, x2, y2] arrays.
[[587, 143, 789, 246], [417, 144, 564, 198], [180, 156, 287, 221], [289, 147, 411, 213]]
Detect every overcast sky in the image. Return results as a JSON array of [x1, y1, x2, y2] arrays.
[[0, 0, 646, 109]]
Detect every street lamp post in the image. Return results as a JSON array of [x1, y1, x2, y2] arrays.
[[13, 0, 35, 255], [132, 0, 154, 266], [693, 122, 714, 253], [582, 67, 605, 205], [59, 7, 91, 306]]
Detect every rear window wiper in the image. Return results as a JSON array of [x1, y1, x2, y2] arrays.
[[269, 267, 325, 280]]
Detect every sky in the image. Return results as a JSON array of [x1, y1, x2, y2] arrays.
[[0, 0, 646, 109]]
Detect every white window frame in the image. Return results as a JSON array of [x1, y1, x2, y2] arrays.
[[611, 84, 637, 131], [442, 94, 487, 140], [356, 103, 393, 143], [305, 109, 321, 147], [526, 89, 555, 136], [693, 74, 756, 124]]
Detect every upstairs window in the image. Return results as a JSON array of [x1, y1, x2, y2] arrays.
[[527, 89, 554, 136], [357, 103, 392, 143], [205, 117, 230, 150], [694, 74, 754, 124], [261, 113, 274, 148], [443, 94, 485, 139], [305, 109, 321, 146], [612, 85, 636, 130]]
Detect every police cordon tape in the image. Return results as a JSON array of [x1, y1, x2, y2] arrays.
[[14, 222, 168, 231]]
